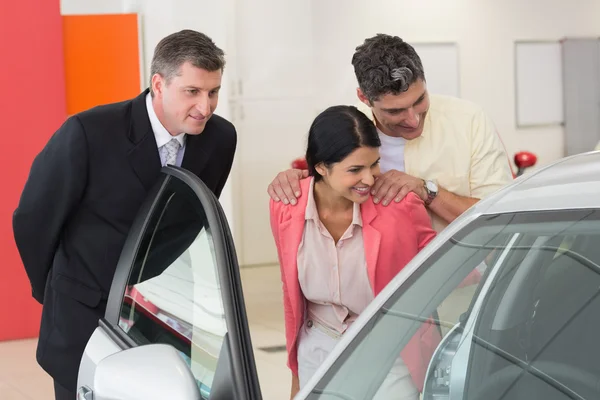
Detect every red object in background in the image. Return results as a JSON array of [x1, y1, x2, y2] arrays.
[[292, 157, 308, 170], [0, 0, 66, 341], [514, 151, 538, 177], [292, 152, 538, 178], [514, 151, 537, 169], [126, 287, 159, 315]]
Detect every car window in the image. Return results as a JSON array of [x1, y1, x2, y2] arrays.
[[465, 221, 600, 399], [306, 209, 600, 400], [117, 176, 226, 399]]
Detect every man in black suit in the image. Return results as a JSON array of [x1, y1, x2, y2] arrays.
[[12, 29, 237, 400]]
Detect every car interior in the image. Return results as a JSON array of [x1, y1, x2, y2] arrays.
[[463, 227, 600, 399], [114, 179, 227, 399]]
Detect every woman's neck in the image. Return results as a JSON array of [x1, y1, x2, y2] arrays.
[[313, 180, 353, 214]]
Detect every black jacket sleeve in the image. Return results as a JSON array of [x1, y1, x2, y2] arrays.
[[13, 116, 88, 303]]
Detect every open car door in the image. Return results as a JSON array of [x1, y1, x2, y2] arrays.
[[76, 166, 262, 400]]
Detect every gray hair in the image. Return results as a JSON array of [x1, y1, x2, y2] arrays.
[[150, 29, 225, 95], [351, 34, 425, 103]]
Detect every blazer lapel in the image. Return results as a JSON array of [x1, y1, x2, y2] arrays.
[[361, 199, 381, 292], [127, 89, 161, 191], [279, 215, 305, 315], [181, 119, 217, 176], [278, 178, 312, 324]]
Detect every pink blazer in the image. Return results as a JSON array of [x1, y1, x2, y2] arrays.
[[269, 178, 439, 391]]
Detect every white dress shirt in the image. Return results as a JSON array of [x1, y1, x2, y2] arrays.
[[146, 93, 186, 167]]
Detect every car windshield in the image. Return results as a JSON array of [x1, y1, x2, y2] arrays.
[[305, 208, 600, 400]]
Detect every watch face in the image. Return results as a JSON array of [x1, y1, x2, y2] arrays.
[[426, 180, 438, 192]]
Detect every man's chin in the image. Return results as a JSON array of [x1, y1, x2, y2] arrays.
[[390, 128, 421, 140], [186, 129, 206, 136], [401, 130, 422, 140], [185, 122, 208, 135]]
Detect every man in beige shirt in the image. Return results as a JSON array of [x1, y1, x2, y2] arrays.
[[268, 33, 513, 232]]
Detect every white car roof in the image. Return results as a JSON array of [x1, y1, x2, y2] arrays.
[[475, 151, 600, 215]]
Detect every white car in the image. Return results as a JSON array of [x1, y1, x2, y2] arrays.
[[77, 150, 600, 400]]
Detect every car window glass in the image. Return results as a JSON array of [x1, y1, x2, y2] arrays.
[[305, 222, 510, 400], [118, 177, 225, 399], [307, 210, 600, 400], [466, 229, 600, 400]]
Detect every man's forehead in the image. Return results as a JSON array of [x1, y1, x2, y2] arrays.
[[374, 79, 427, 108], [173, 68, 222, 89], [376, 92, 420, 109]]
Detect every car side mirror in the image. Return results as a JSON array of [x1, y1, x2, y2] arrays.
[[89, 344, 201, 400]]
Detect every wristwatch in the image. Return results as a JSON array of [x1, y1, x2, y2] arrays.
[[423, 179, 439, 206]]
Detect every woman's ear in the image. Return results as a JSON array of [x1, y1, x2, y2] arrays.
[[314, 162, 327, 177]]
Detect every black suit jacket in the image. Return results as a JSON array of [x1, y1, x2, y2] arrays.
[[12, 89, 237, 391]]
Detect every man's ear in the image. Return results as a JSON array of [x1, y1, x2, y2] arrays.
[[151, 73, 165, 97], [356, 88, 371, 107]]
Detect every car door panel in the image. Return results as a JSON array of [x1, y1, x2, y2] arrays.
[[77, 166, 262, 400], [78, 327, 123, 387]]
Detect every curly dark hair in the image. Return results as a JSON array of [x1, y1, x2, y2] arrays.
[[351, 34, 425, 103]]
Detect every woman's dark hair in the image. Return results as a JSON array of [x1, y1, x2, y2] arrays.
[[306, 105, 381, 181]]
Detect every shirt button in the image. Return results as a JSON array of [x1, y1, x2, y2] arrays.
[[342, 323, 348, 329]]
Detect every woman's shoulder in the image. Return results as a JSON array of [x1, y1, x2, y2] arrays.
[[269, 178, 312, 221]]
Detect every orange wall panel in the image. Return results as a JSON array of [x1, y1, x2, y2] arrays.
[[63, 14, 142, 115], [0, 0, 66, 341]]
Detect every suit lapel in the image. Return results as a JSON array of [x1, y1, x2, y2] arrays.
[[361, 200, 381, 292], [181, 123, 216, 176], [127, 89, 161, 191]]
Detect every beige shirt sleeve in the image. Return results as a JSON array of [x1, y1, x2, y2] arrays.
[[469, 109, 513, 200]]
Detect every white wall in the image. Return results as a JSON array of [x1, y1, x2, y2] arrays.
[[311, 0, 600, 169], [60, 0, 123, 15], [240, 0, 600, 267], [60, 0, 238, 238], [231, 1, 315, 266], [60, 0, 600, 267]]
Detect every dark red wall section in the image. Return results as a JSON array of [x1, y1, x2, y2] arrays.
[[0, 0, 66, 341]]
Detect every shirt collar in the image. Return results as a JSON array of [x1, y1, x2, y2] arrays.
[[146, 93, 186, 148], [305, 177, 363, 227]]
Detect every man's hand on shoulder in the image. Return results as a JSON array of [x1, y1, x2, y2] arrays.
[[267, 169, 309, 206], [371, 170, 427, 206]]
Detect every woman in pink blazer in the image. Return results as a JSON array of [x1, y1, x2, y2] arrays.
[[270, 105, 438, 399]]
